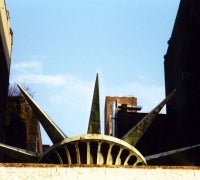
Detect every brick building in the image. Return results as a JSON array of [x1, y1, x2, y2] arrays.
[[104, 96, 138, 136]]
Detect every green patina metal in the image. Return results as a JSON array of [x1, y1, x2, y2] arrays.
[[0, 74, 177, 166], [17, 84, 67, 144], [87, 74, 101, 134], [122, 89, 176, 146]]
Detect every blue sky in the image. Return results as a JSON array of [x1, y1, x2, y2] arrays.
[[6, 0, 180, 144]]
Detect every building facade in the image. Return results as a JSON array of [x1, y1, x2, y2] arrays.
[[104, 0, 200, 165], [164, 0, 200, 147], [0, 0, 12, 144], [104, 96, 138, 136], [4, 96, 43, 162]]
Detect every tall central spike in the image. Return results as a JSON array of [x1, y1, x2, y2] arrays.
[[17, 84, 67, 144], [122, 89, 176, 146], [87, 74, 101, 134]]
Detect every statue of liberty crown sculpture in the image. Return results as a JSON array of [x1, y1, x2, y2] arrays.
[[0, 74, 176, 166]]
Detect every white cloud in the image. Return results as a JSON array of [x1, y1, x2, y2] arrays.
[[10, 60, 79, 86], [105, 82, 165, 113], [47, 77, 93, 112], [11, 60, 166, 114], [11, 60, 43, 73], [10, 60, 166, 143], [12, 73, 66, 86]]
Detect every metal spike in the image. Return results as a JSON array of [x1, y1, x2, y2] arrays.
[[145, 144, 200, 161], [122, 89, 176, 146], [0, 143, 40, 162], [87, 74, 101, 134], [17, 84, 67, 144]]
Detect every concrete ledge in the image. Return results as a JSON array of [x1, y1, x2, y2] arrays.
[[0, 164, 200, 179]]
